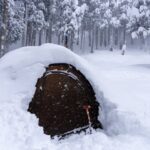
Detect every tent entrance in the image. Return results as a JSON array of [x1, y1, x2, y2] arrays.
[[28, 64, 102, 138]]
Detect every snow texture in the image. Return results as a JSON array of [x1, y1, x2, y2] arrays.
[[0, 44, 150, 150]]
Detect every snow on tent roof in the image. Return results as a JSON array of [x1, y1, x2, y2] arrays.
[[0, 44, 105, 103]]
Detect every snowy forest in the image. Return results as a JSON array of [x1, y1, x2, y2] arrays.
[[1, 0, 150, 56], [1, 0, 150, 149]]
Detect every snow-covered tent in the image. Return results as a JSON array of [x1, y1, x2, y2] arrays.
[[28, 63, 102, 138], [0, 44, 104, 140], [1, 44, 150, 150]]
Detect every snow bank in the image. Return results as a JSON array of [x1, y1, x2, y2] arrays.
[[84, 50, 150, 149], [0, 44, 112, 150], [1, 44, 150, 150]]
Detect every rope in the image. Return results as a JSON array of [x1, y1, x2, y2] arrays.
[[83, 105, 92, 133]]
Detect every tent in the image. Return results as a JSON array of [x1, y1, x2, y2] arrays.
[[28, 63, 102, 138]]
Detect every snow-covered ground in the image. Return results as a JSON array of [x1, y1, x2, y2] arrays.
[[0, 44, 150, 150]]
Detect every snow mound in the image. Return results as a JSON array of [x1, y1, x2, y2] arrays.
[[0, 44, 110, 150], [0, 44, 150, 150]]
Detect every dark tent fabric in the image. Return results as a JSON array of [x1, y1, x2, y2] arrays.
[[28, 64, 102, 138]]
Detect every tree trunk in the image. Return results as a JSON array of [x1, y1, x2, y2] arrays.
[[109, 26, 113, 51], [104, 27, 107, 47], [114, 28, 118, 46], [89, 28, 91, 47], [64, 35, 68, 48], [48, 21, 53, 43], [0, 30, 2, 51], [38, 30, 42, 46], [123, 24, 126, 44], [57, 33, 61, 45], [0, 0, 8, 56], [80, 27, 84, 50], [108, 26, 110, 46], [91, 25, 95, 53], [95, 26, 98, 49], [119, 27, 123, 50], [100, 29, 103, 47], [70, 31, 74, 50], [46, 29, 48, 43], [22, 2, 28, 46], [32, 29, 36, 46], [76, 29, 80, 45]]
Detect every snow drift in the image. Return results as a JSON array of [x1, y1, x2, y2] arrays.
[[0, 44, 108, 150], [0, 44, 150, 150]]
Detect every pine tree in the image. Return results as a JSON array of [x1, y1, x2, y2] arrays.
[[55, 0, 80, 49]]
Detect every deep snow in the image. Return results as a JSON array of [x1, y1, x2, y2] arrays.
[[0, 44, 150, 150]]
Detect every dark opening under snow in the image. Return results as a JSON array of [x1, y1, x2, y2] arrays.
[[28, 63, 103, 138]]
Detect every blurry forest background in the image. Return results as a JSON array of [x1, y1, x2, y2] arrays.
[[1, 0, 150, 56]]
